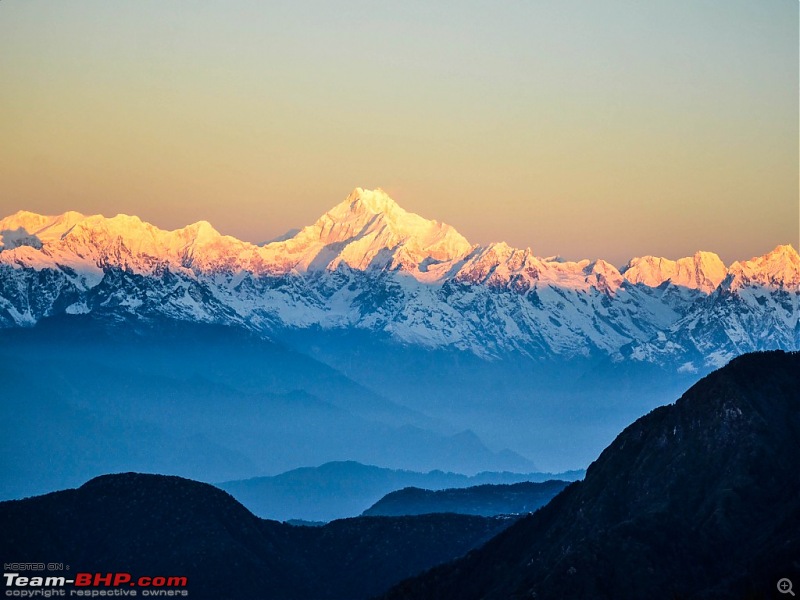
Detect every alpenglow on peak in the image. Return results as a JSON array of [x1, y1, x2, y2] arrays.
[[267, 187, 475, 275], [345, 187, 400, 215], [0, 188, 798, 365]]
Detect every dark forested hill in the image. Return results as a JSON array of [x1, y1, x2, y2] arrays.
[[383, 351, 800, 600], [0, 473, 514, 600], [362, 480, 568, 517]]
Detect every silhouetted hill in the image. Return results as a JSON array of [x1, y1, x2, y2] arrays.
[[0, 473, 514, 600], [219, 460, 582, 521], [363, 480, 569, 517], [383, 351, 800, 600]]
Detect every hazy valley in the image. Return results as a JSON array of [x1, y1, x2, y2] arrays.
[[1, 189, 798, 493], [3, 352, 798, 599]]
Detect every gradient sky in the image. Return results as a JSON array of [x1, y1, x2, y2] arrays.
[[1, 0, 797, 265]]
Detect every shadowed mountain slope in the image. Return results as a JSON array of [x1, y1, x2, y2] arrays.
[[383, 351, 800, 600], [219, 461, 580, 521], [362, 480, 569, 517], [0, 473, 514, 600]]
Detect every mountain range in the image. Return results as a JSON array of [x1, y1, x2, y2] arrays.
[[1, 188, 797, 369], [1, 188, 797, 474], [218, 461, 579, 521]]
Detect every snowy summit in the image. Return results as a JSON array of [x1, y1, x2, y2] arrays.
[[0, 188, 798, 367]]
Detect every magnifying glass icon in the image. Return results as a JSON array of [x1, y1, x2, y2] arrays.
[[778, 578, 795, 596]]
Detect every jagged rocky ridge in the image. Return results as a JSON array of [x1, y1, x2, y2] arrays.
[[1, 188, 798, 370]]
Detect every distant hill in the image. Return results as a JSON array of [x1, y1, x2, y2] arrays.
[[362, 480, 569, 517], [0, 473, 515, 600], [0, 316, 537, 500], [383, 351, 800, 599], [219, 461, 583, 521]]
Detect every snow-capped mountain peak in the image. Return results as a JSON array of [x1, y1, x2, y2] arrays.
[[265, 188, 474, 276], [343, 186, 401, 216], [584, 259, 624, 293], [0, 208, 264, 277], [728, 244, 800, 289], [0, 191, 797, 369], [183, 220, 219, 238], [621, 251, 726, 292], [0, 210, 88, 249]]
